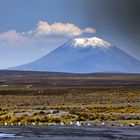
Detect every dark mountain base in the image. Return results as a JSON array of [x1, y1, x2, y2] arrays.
[[0, 70, 140, 87]]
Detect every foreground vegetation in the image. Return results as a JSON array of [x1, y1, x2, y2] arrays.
[[0, 71, 140, 127], [0, 92, 140, 127]]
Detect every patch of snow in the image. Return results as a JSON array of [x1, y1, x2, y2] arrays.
[[73, 37, 111, 48]]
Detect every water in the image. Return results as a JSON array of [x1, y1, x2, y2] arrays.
[[0, 126, 140, 140], [0, 133, 16, 138]]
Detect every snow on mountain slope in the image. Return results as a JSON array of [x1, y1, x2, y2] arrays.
[[73, 37, 111, 48], [12, 37, 140, 73]]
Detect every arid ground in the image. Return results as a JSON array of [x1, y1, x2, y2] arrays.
[[0, 70, 140, 127]]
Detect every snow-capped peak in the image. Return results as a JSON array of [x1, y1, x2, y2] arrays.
[[73, 37, 111, 48]]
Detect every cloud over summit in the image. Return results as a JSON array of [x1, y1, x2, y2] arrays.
[[0, 21, 96, 47], [33, 21, 96, 37]]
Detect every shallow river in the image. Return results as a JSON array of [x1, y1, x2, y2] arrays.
[[0, 126, 140, 140]]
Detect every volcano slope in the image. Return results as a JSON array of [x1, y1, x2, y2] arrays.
[[13, 37, 140, 73]]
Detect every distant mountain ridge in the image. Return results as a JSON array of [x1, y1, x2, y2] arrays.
[[12, 37, 140, 73]]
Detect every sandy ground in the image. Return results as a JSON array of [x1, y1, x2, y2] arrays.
[[0, 126, 140, 140]]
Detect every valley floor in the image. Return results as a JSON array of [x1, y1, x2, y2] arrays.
[[0, 71, 140, 127]]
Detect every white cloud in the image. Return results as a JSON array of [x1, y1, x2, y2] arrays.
[[0, 30, 37, 47], [0, 30, 26, 43], [0, 21, 96, 47], [83, 28, 96, 33], [33, 21, 96, 37]]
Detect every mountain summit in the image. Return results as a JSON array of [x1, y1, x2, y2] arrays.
[[72, 37, 111, 48], [13, 37, 140, 73]]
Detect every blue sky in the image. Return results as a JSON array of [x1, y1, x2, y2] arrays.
[[0, 0, 140, 69], [0, 0, 88, 32], [0, 0, 96, 68]]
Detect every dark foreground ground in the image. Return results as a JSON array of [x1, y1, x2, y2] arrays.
[[0, 126, 140, 140]]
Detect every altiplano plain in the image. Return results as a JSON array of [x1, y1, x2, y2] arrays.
[[0, 71, 140, 127]]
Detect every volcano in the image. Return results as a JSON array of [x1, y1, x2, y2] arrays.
[[13, 37, 140, 73]]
